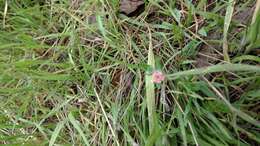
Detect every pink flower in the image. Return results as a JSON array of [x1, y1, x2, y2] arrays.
[[152, 71, 165, 83]]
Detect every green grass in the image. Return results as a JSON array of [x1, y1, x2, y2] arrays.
[[0, 0, 260, 145]]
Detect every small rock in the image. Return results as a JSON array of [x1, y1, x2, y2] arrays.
[[120, 0, 145, 16]]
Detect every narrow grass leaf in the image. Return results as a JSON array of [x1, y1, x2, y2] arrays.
[[68, 112, 90, 146], [252, 0, 260, 23], [168, 64, 260, 79], [177, 109, 187, 146], [97, 15, 106, 38], [145, 125, 161, 146], [18, 118, 47, 139], [206, 111, 232, 140], [200, 133, 226, 146], [238, 126, 260, 143], [223, 0, 235, 62], [146, 27, 156, 134], [39, 97, 73, 126], [49, 121, 65, 146], [245, 10, 260, 53], [29, 71, 71, 81], [232, 55, 260, 63]]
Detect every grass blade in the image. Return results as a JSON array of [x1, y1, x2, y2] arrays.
[[94, 88, 120, 146], [145, 26, 156, 133], [203, 77, 260, 128], [252, 0, 260, 23], [177, 109, 187, 146], [232, 55, 260, 63], [223, 0, 235, 62], [168, 64, 260, 79], [68, 113, 90, 146], [49, 121, 65, 146]]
